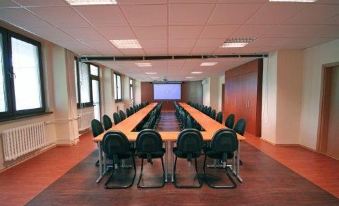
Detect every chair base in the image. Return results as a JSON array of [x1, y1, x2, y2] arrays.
[[203, 156, 237, 189], [105, 157, 136, 189], [137, 157, 166, 189], [173, 157, 203, 189]]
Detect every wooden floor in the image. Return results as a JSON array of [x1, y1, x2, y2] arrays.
[[0, 111, 338, 205]]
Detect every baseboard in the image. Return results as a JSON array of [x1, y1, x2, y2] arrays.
[[0, 143, 56, 174], [261, 138, 276, 145], [275, 143, 299, 147]]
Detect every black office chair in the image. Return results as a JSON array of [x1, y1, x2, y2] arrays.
[[91, 119, 104, 167], [102, 115, 113, 130], [225, 114, 235, 129], [210, 109, 216, 119], [173, 129, 204, 188], [233, 118, 246, 166], [203, 128, 238, 189], [119, 110, 126, 121], [102, 131, 136, 189], [234, 118, 246, 136], [185, 115, 194, 129], [136, 129, 166, 188], [126, 108, 131, 117], [113, 112, 121, 125], [216, 112, 223, 124]]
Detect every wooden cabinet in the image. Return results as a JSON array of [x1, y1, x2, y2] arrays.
[[224, 59, 263, 137]]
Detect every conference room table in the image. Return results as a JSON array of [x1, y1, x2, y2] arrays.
[[93, 102, 246, 183]]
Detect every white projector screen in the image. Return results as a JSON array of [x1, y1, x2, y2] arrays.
[[153, 83, 181, 100]]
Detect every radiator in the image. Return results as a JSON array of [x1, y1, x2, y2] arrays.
[[1, 122, 48, 161], [78, 110, 94, 131]]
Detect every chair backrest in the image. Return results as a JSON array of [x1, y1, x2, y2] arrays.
[[176, 129, 203, 159], [210, 129, 238, 158], [185, 115, 193, 129], [234, 118, 246, 136], [136, 129, 163, 154], [225, 114, 235, 129], [113, 112, 121, 125], [119, 110, 126, 121], [216, 112, 223, 124], [210, 109, 216, 119], [102, 131, 131, 160], [91, 119, 104, 137], [102, 115, 113, 130], [126, 108, 131, 117]]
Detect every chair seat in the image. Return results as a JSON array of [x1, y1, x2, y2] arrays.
[[204, 147, 234, 159], [173, 147, 201, 159], [137, 148, 165, 159]]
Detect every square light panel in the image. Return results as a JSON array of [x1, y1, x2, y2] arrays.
[[191, 71, 203, 74], [221, 38, 255, 48], [110, 39, 142, 49], [269, 0, 317, 2], [200, 62, 218, 67], [145, 72, 157, 75], [65, 0, 117, 5], [135, 62, 152, 67]]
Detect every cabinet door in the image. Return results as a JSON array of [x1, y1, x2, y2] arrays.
[[243, 71, 258, 135]]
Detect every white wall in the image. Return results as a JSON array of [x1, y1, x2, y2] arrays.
[[261, 52, 278, 144], [217, 75, 225, 112], [202, 78, 210, 106], [299, 39, 339, 149]]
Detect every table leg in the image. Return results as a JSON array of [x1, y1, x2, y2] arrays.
[[164, 142, 169, 183], [96, 143, 103, 183], [234, 142, 243, 183], [170, 141, 174, 183]]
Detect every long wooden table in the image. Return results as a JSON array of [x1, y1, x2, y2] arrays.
[[94, 102, 245, 183]]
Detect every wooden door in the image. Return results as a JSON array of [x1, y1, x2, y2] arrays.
[[319, 66, 339, 160]]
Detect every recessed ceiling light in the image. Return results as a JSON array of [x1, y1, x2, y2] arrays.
[[135, 62, 152, 67], [110, 39, 141, 49], [185, 76, 193, 79], [221, 38, 255, 48], [145, 72, 157, 75], [191, 71, 203, 74], [269, 0, 317, 2], [200, 62, 218, 67], [65, 0, 117, 5]]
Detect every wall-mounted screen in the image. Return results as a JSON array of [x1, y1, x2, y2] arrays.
[[153, 83, 181, 100]]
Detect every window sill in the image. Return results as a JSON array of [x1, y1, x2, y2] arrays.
[[0, 111, 53, 123]]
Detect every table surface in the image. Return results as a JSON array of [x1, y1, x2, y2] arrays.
[[93, 102, 245, 142]]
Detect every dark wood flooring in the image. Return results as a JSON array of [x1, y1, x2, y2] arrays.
[[27, 144, 338, 205]]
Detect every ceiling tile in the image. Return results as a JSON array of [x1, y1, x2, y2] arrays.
[[169, 3, 215, 25], [117, 0, 167, 4], [194, 38, 223, 47], [75, 5, 128, 26], [0, 0, 20, 8], [61, 27, 107, 42], [133, 26, 167, 40], [96, 26, 136, 40], [139, 39, 167, 48], [208, 4, 262, 25], [169, 26, 203, 39], [200, 25, 239, 39], [0, 8, 51, 29], [121, 4, 167, 26], [14, 0, 68, 6], [283, 4, 339, 25], [246, 3, 304, 25], [29, 6, 89, 27]]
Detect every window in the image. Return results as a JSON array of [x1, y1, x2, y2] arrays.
[[113, 73, 122, 101], [0, 33, 6, 113], [74, 58, 79, 104], [74, 61, 93, 107], [79, 63, 91, 104], [11, 37, 43, 111], [0, 27, 45, 120], [129, 79, 134, 100]]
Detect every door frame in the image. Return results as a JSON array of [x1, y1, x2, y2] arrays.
[[317, 62, 339, 154]]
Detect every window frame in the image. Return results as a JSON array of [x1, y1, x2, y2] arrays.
[[0, 26, 46, 121], [76, 61, 94, 108], [129, 78, 134, 100], [114, 73, 122, 102]]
